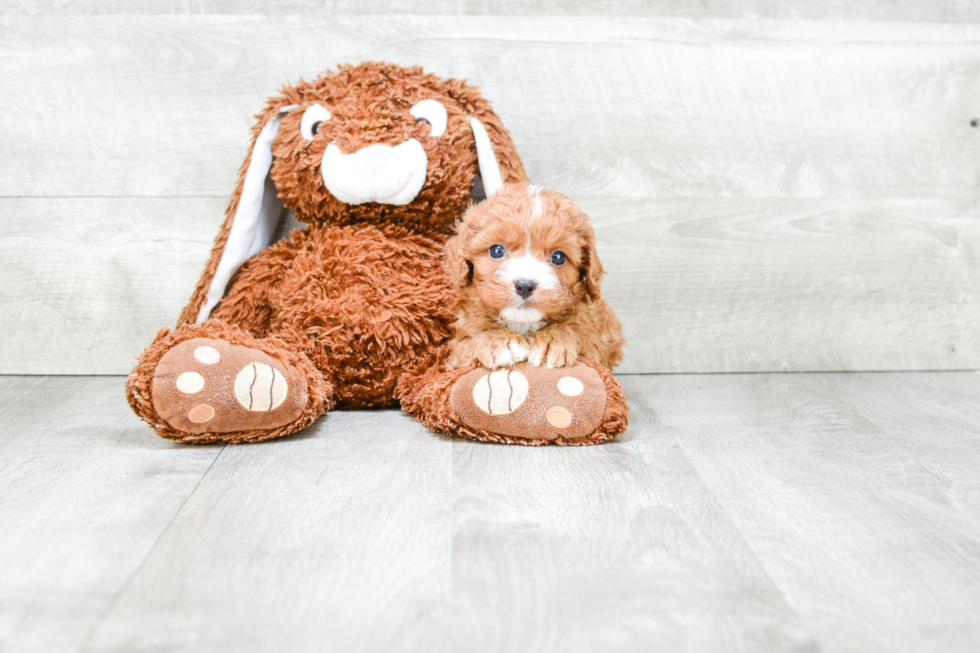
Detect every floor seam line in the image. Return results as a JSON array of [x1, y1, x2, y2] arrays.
[[75, 444, 227, 653], [655, 406, 826, 652]]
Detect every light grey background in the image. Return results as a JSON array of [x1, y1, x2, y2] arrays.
[[2, 7, 977, 374]]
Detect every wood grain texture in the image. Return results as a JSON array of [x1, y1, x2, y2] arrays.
[[3, 372, 980, 651], [0, 376, 221, 653], [0, 17, 978, 199], [78, 377, 817, 653], [2, 15, 979, 374], [647, 371, 980, 653], [5, 0, 980, 21], [0, 197, 225, 375], [586, 196, 980, 373], [442, 410, 816, 652], [85, 407, 457, 653]]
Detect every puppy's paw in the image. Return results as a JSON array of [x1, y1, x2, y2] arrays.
[[529, 334, 579, 369], [474, 334, 529, 369]]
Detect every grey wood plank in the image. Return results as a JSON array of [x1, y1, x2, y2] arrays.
[[4, 371, 980, 651], [832, 372, 980, 490], [83, 408, 457, 653], [0, 197, 224, 375], [587, 196, 980, 374], [441, 399, 817, 652], [0, 376, 222, 653], [82, 384, 818, 653], [646, 371, 980, 653], [0, 17, 977, 199], [5, 0, 980, 21], [4, 196, 976, 375]]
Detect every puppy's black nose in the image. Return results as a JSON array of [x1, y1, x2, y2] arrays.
[[514, 279, 537, 299]]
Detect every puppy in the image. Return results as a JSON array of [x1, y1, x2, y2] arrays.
[[445, 183, 624, 370]]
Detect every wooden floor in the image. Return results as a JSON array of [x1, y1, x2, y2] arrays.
[[2, 372, 978, 652]]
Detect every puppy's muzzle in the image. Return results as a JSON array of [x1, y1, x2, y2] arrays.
[[514, 279, 537, 299]]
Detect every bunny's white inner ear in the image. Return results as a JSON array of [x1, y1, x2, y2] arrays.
[[468, 116, 504, 198], [197, 111, 290, 323]]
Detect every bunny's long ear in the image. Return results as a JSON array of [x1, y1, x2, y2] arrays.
[[468, 117, 504, 198], [176, 104, 296, 327], [460, 91, 527, 199]]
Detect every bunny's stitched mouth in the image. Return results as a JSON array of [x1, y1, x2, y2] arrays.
[[374, 173, 416, 204], [320, 140, 427, 206]]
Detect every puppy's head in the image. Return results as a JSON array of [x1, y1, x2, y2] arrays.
[[447, 183, 603, 327]]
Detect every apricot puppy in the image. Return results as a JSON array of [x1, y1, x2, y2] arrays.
[[445, 183, 624, 371]]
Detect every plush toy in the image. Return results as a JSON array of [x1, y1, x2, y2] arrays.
[[126, 62, 628, 445]]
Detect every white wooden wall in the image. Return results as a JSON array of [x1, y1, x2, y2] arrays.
[[1, 8, 978, 374]]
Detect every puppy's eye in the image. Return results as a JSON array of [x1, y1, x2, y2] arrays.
[[489, 244, 506, 259], [551, 251, 567, 266], [410, 99, 447, 137], [301, 104, 332, 140]]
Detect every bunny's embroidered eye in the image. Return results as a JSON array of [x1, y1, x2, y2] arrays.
[[301, 104, 332, 140], [489, 244, 506, 259], [410, 99, 447, 138], [551, 251, 567, 266]]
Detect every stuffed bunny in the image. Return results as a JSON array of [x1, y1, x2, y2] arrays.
[[126, 62, 628, 445]]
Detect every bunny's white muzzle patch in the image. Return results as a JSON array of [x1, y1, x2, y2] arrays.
[[321, 140, 427, 206]]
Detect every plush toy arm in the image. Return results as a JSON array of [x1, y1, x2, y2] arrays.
[[208, 246, 289, 338]]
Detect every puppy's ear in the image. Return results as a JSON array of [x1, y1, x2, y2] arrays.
[[579, 225, 604, 301], [444, 226, 474, 288]]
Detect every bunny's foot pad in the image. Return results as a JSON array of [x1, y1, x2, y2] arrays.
[[151, 337, 309, 435], [449, 362, 607, 443]]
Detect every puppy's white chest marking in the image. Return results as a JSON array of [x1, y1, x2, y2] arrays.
[[498, 305, 545, 328], [500, 319, 546, 336]]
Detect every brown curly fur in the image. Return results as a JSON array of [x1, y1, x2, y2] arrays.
[[127, 61, 628, 446], [176, 62, 526, 328], [444, 183, 625, 371], [212, 223, 454, 407], [128, 62, 526, 442]]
